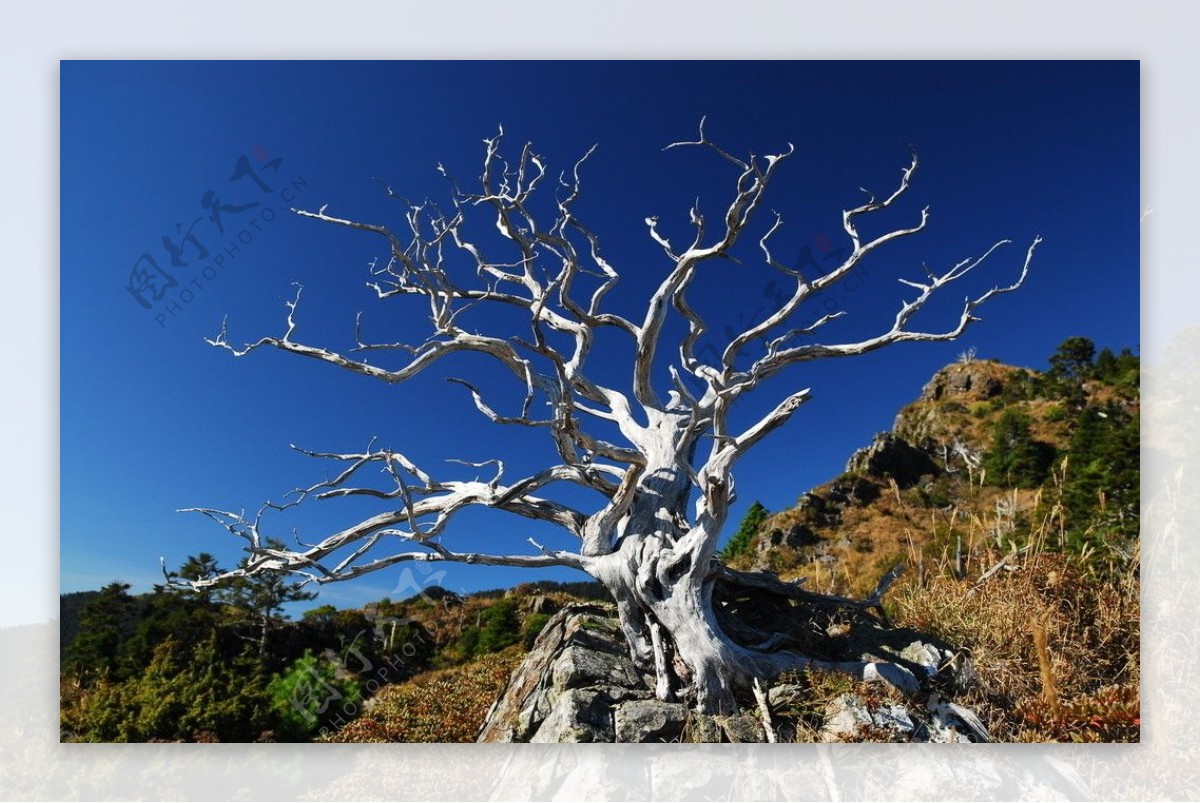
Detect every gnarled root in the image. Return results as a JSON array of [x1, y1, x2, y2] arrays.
[[609, 560, 926, 714]]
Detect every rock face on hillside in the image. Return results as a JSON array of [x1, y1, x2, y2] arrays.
[[892, 361, 1018, 449], [477, 604, 989, 743], [476, 604, 767, 744], [476, 604, 638, 742], [741, 360, 1035, 578], [845, 432, 939, 488], [477, 603, 698, 743], [919, 362, 1006, 402]]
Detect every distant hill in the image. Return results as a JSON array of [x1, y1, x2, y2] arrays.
[[466, 579, 613, 603]]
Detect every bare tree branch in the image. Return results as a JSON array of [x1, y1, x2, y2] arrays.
[[635, 122, 794, 408], [743, 235, 1042, 386]]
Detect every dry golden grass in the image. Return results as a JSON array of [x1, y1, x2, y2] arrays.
[[751, 470, 1140, 743], [890, 549, 1139, 742], [874, 443, 1141, 742], [756, 471, 1050, 600]]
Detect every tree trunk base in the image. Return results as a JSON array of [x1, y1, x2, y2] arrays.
[[602, 558, 931, 716]]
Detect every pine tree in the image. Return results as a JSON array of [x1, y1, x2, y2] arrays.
[[1048, 336, 1096, 380], [65, 581, 136, 682], [983, 410, 1056, 488], [720, 501, 770, 561], [219, 539, 317, 662]]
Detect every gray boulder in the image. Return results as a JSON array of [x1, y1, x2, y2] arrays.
[[821, 693, 916, 742], [526, 594, 558, 615], [818, 690, 990, 743], [767, 683, 807, 710], [477, 604, 650, 743], [529, 688, 616, 743], [552, 640, 643, 692], [614, 699, 688, 743], [717, 712, 765, 743]]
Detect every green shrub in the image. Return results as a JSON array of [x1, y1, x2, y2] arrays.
[[454, 625, 481, 660], [268, 650, 362, 740], [1061, 404, 1139, 559], [917, 484, 953, 508], [523, 612, 552, 649], [477, 599, 522, 654], [62, 635, 272, 742], [721, 501, 769, 561]]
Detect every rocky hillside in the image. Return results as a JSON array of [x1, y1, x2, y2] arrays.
[[729, 349, 1139, 598]]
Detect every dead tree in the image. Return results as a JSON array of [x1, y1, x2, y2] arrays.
[[185, 120, 1040, 714]]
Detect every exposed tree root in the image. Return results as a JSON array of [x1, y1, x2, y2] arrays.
[[606, 560, 930, 715]]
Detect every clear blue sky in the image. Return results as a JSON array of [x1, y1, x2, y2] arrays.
[[61, 61, 1139, 612]]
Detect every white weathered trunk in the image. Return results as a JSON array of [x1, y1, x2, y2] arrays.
[[591, 535, 746, 714], [588, 475, 921, 715]]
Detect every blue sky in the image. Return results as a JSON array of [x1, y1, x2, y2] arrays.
[[60, 61, 1139, 612]]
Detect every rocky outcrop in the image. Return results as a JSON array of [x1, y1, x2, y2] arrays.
[[887, 362, 1025, 460], [525, 595, 558, 615], [820, 692, 918, 741], [794, 491, 837, 527], [825, 473, 882, 507], [816, 691, 987, 743], [919, 362, 1005, 402], [845, 432, 939, 488], [476, 603, 648, 743], [478, 604, 987, 744], [783, 473, 883, 538], [477, 604, 762, 743], [769, 637, 989, 744], [758, 523, 821, 553]]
